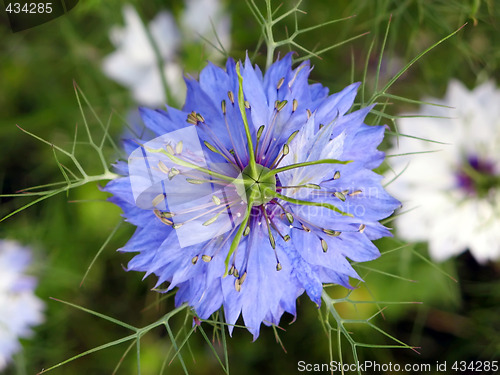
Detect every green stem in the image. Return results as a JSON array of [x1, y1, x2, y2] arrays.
[[0, 171, 119, 222], [368, 23, 467, 106], [139, 10, 174, 106], [264, 0, 276, 69], [270, 190, 353, 217]]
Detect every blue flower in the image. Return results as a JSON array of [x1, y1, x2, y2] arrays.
[[105, 53, 400, 339], [0, 240, 44, 370]]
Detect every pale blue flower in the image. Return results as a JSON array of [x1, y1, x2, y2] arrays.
[[0, 240, 44, 370], [105, 53, 400, 338]]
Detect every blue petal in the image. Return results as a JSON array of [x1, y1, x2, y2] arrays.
[[309, 82, 329, 107], [121, 225, 166, 254], [183, 78, 224, 124], [138, 107, 171, 136], [240, 223, 291, 340], [319, 267, 353, 289], [315, 82, 361, 121], [341, 123, 386, 169], [278, 237, 323, 306], [104, 177, 159, 227], [325, 231, 380, 262], [263, 52, 294, 105], [199, 62, 233, 106], [111, 160, 128, 175], [319, 167, 401, 221], [192, 280, 224, 318], [222, 277, 244, 335], [243, 55, 269, 132]]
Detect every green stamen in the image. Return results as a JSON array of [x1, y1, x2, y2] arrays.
[[175, 141, 183, 154], [262, 208, 276, 249], [265, 159, 352, 177], [144, 145, 236, 183], [321, 239, 328, 252]]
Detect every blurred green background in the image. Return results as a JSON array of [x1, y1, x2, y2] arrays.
[[1, 0, 499, 374]]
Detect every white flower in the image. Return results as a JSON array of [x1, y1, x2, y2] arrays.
[[387, 80, 500, 263], [181, 0, 231, 53], [102, 2, 231, 107], [102, 5, 184, 107], [0, 240, 44, 371]]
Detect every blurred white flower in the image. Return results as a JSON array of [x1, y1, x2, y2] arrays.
[[0, 240, 44, 371], [102, 5, 183, 107], [181, 0, 231, 52], [387, 80, 500, 263], [103, 2, 231, 107]]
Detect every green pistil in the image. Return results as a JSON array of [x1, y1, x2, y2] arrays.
[[241, 164, 276, 206], [235, 62, 258, 177], [224, 163, 277, 276]]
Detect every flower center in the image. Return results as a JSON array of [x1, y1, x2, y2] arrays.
[[456, 155, 499, 197], [241, 164, 277, 206]]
